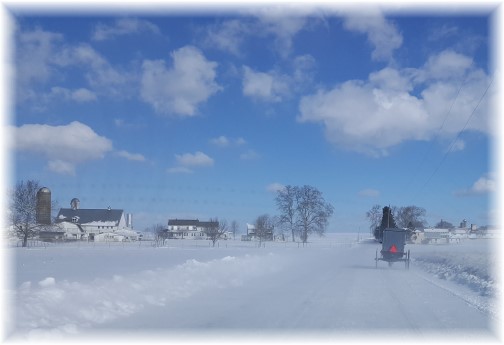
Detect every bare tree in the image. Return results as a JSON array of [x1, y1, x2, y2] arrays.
[[10, 180, 43, 247], [435, 219, 454, 229], [254, 214, 274, 247], [295, 185, 334, 244], [205, 218, 227, 247], [366, 204, 382, 236], [230, 220, 239, 240], [396, 205, 426, 229], [275, 185, 299, 242], [147, 223, 167, 246]]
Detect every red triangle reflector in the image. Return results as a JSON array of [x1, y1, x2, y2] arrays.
[[390, 244, 397, 253]]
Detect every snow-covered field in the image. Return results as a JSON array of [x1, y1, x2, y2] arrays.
[[3, 233, 503, 344]]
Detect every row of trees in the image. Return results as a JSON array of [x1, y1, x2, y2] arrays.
[[151, 185, 335, 246], [366, 204, 428, 234], [9, 179, 334, 247], [366, 204, 459, 241]]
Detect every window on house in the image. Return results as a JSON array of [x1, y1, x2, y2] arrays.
[[72, 216, 79, 223]]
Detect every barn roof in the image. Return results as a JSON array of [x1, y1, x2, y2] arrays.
[[56, 208, 124, 225]]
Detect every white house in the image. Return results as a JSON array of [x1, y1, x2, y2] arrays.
[[241, 223, 273, 241], [422, 228, 450, 244], [166, 219, 218, 240]]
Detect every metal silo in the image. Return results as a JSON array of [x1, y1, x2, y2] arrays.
[[36, 187, 51, 225]]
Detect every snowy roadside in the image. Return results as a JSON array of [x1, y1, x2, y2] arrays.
[[409, 240, 500, 320], [7, 235, 501, 341], [12, 253, 285, 340]]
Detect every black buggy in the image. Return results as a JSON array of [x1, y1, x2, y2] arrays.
[[375, 228, 410, 269]]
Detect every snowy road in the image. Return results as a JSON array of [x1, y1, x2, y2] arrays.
[[7, 238, 501, 342]]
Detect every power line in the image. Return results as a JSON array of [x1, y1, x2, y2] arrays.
[[405, 78, 467, 191], [414, 76, 493, 197]]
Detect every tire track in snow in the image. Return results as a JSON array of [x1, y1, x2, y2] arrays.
[[380, 268, 423, 334]]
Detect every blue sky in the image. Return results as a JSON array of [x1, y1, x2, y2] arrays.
[[5, 4, 499, 233]]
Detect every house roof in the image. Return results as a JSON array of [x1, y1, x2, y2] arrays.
[[168, 219, 218, 228], [56, 208, 124, 225], [168, 219, 200, 226]]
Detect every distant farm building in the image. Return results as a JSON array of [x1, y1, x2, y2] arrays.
[[50, 198, 137, 242], [165, 219, 219, 239], [241, 223, 274, 241]]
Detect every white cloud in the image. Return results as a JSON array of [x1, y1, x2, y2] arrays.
[[116, 150, 146, 162], [242, 66, 289, 102], [47, 160, 76, 175], [428, 24, 459, 42], [11, 121, 113, 175], [455, 174, 496, 197], [201, 9, 321, 58], [141, 46, 221, 116], [48, 87, 97, 103], [16, 28, 63, 87], [16, 28, 64, 103], [71, 88, 98, 102], [240, 149, 260, 160], [256, 14, 308, 59], [16, 28, 133, 104], [235, 137, 247, 146], [298, 50, 492, 156], [242, 55, 315, 103], [92, 18, 160, 41], [210, 135, 247, 148], [175, 151, 214, 167], [358, 189, 380, 197], [342, 10, 403, 62], [203, 19, 248, 56], [167, 167, 193, 174], [416, 50, 473, 82], [446, 139, 465, 153], [210, 136, 230, 147], [49, 43, 135, 99], [168, 151, 214, 174], [267, 183, 286, 193]]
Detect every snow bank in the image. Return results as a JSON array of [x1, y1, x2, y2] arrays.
[[411, 241, 498, 297], [413, 252, 497, 297], [14, 253, 284, 339], [7, 234, 500, 342]]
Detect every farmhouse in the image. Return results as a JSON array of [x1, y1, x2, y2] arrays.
[[165, 219, 218, 239]]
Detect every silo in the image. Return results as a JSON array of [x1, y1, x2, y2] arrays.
[[70, 198, 80, 210], [36, 187, 51, 225], [127, 213, 133, 229]]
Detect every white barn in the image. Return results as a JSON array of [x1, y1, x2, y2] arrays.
[[55, 205, 136, 241]]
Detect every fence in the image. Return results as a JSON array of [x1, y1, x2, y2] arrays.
[[6, 233, 366, 250]]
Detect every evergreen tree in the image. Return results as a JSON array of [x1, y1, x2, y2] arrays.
[[375, 206, 397, 242]]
